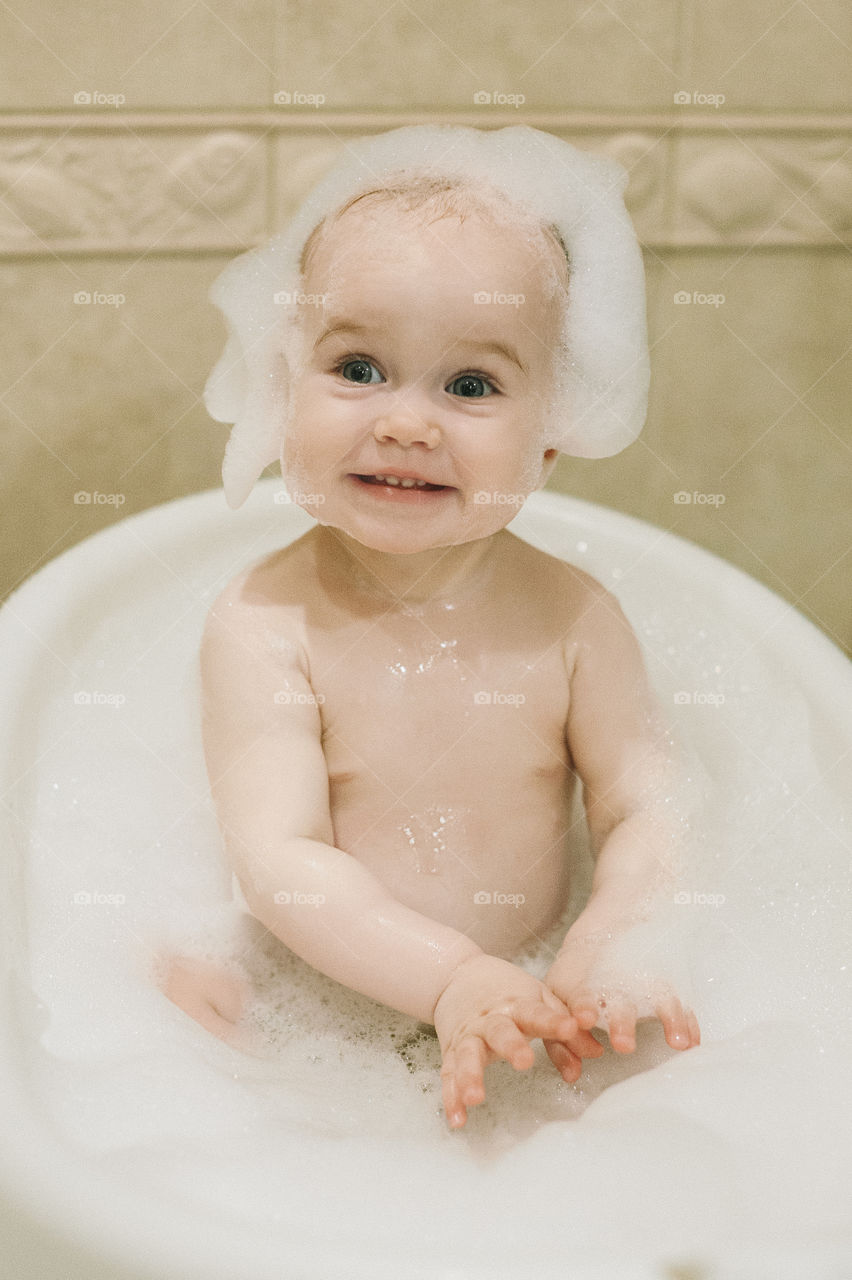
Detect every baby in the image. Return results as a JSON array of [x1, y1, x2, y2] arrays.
[[163, 126, 701, 1129]]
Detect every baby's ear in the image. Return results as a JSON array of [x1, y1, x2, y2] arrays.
[[538, 447, 559, 489]]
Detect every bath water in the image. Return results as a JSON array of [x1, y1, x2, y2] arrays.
[[10, 485, 851, 1279]]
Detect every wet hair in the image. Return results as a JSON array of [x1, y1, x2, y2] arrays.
[[298, 173, 571, 299]]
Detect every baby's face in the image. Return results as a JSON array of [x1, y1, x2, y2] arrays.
[[282, 201, 565, 554]]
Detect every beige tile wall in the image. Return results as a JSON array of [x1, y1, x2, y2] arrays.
[[1, 0, 850, 654]]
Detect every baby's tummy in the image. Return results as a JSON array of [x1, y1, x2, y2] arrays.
[[329, 772, 577, 959]]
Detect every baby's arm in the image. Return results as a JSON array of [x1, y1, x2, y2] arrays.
[[548, 581, 701, 1054], [200, 577, 597, 1126]]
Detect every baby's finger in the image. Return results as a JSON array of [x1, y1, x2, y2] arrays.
[[606, 1002, 638, 1053], [567, 1027, 606, 1058], [440, 1049, 467, 1128], [567, 990, 605, 1031], [451, 1036, 489, 1108], [511, 1000, 579, 1045], [543, 1038, 582, 1083], [686, 1009, 701, 1047], [655, 996, 693, 1051], [482, 1018, 535, 1071]]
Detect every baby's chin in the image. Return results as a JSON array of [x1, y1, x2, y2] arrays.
[[308, 515, 489, 556], [292, 495, 515, 554]]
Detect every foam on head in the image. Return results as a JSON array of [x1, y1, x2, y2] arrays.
[[204, 125, 650, 509]]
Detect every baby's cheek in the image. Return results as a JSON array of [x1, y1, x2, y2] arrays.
[[470, 442, 545, 514]]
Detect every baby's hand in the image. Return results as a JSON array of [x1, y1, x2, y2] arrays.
[[544, 932, 701, 1055], [433, 954, 603, 1129]]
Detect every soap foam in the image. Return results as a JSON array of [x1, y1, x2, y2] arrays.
[[11, 489, 852, 1277], [204, 125, 650, 509]]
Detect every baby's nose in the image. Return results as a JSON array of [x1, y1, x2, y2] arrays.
[[372, 408, 440, 450]]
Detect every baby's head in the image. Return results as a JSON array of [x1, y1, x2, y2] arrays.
[[204, 125, 650, 546], [278, 174, 575, 552]]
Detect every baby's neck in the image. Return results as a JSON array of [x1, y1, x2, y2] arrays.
[[315, 527, 504, 608]]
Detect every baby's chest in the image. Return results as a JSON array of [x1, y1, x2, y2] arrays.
[[309, 628, 573, 792]]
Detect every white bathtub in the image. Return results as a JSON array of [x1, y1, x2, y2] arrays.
[[1, 481, 850, 1280]]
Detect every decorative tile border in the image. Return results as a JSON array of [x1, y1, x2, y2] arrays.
[[1, 112, 849, 254], [0, 129, 265, 255]]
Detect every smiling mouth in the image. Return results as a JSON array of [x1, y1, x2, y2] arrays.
[[353, 474, 450, 492]]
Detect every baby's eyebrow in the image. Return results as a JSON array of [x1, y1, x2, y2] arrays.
[[456, 338, 527, 375], [313, 320, 382, 351]]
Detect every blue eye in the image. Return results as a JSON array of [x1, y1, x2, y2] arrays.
[[447, 374, 495, 398], [337, 358, 383, 384]]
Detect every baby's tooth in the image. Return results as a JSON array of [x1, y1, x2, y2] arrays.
[[399, 478, 416, 488], [385, 476, 401, 486]]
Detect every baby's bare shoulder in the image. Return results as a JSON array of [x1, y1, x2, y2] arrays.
[[202, 536, 315, 672]]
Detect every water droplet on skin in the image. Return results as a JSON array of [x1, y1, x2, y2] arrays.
[[400, 806, 469, 875], [265, 630, 296, 655]]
